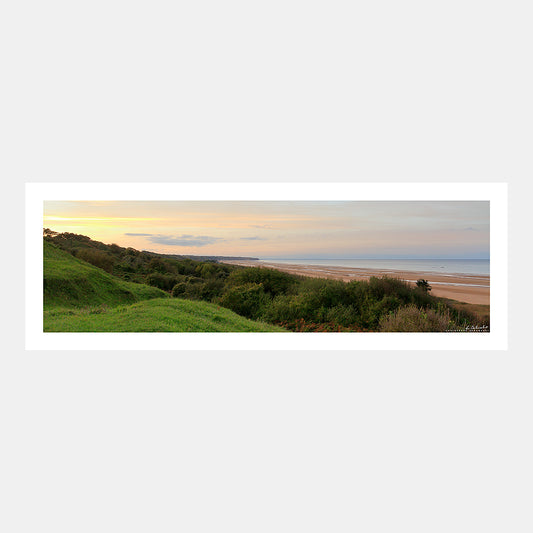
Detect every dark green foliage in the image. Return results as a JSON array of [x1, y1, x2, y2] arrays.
[[74, 248, 115, 273], [226, 267, 296, 297], [416, 279, 432, 292], [148, 257, 179, 275], [171, 280, 207, 300], [368, 276, 411, 300], [217, 283, 270, 319], [147, 272, 181, 291], [198, 278, 225, 300], [171, 282, 188, 297], [195, 262, 218, 278]]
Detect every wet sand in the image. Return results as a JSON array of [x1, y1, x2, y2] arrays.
[[221, 260, 490, 305]]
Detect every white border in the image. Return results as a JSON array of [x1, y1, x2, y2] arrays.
[[26, 182, 507, 350]]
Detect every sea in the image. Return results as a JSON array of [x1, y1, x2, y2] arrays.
[[258, 258, 489, 276]]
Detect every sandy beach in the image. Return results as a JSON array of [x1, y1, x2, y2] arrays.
[[221, 260, 490, 305]]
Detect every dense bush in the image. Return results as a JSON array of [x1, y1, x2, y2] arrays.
[[148, 257, 178, 275], [325, 304, 359, 327], [262, 294, 305, 323], [217, 283, 269, 319], [226, 267, 295, 297], [75, 249, 114, 273], [171, 282, 188, 297], [147, 273, 180, 291], [368, 276, 410, 300], [379, 305, 451, 332], [173, 281, 206, 300]]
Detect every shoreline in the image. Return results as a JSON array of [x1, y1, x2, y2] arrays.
[[220, 260, 490, 305]]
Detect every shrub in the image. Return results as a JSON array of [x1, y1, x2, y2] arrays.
[[416, 279, 432, 292], [325, 304, 359, 327], [198, 278, 225, 300], [262, 294, 303, 322], [368, 276, 412, 300], [364, 296, 403, 329], [379, 304, 452, 332], [174, 259, 197, 276], [172, 282, 188, 297], [148, 257, 178, 275], [75, 249, 115, 273], [195, 262, 218, 278], [227, 267, 296, 297], [217, 283, 270, 319], [147, 273, 180, 291], [173, 279, 220, 300], [185, 282, 207, 300]]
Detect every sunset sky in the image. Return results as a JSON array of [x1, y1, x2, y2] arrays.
[[43, 201, 490, 259]]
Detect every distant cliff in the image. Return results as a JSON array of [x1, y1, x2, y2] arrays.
[[144, 251, 260, 262]]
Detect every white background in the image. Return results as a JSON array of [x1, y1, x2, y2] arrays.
[[2, 1, 532, 532]]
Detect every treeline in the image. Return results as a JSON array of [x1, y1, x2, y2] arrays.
[[44, 231, 487, 332], [44, 229, 220, 285]]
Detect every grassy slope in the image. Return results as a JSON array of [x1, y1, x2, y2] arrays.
[[44, 241, 167, 309], [43, 241, 283, 332], [44, 298, 284, 332]]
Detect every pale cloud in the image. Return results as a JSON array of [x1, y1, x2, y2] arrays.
[[146, 234, 224, 247]]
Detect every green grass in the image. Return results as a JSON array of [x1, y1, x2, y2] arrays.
[[43, 241, 285, 332], [44, 298, 285, 332], [44, 241, 168, 309]]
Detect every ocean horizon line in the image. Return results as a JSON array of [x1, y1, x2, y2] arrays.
[[259, 257, 490, 261]]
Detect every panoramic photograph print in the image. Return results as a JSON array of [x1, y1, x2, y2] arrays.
[[43, 200, 490, 333]]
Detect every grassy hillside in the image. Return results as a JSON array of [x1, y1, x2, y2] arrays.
[[44, 298, 285, 332], [43, 240, 284, 332], [44, 240, 168, 309]]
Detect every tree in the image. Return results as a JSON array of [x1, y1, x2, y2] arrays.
[[416, 279, 432, 292]]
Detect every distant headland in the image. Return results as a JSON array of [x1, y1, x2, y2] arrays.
[[143, 251, 260, 262]]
